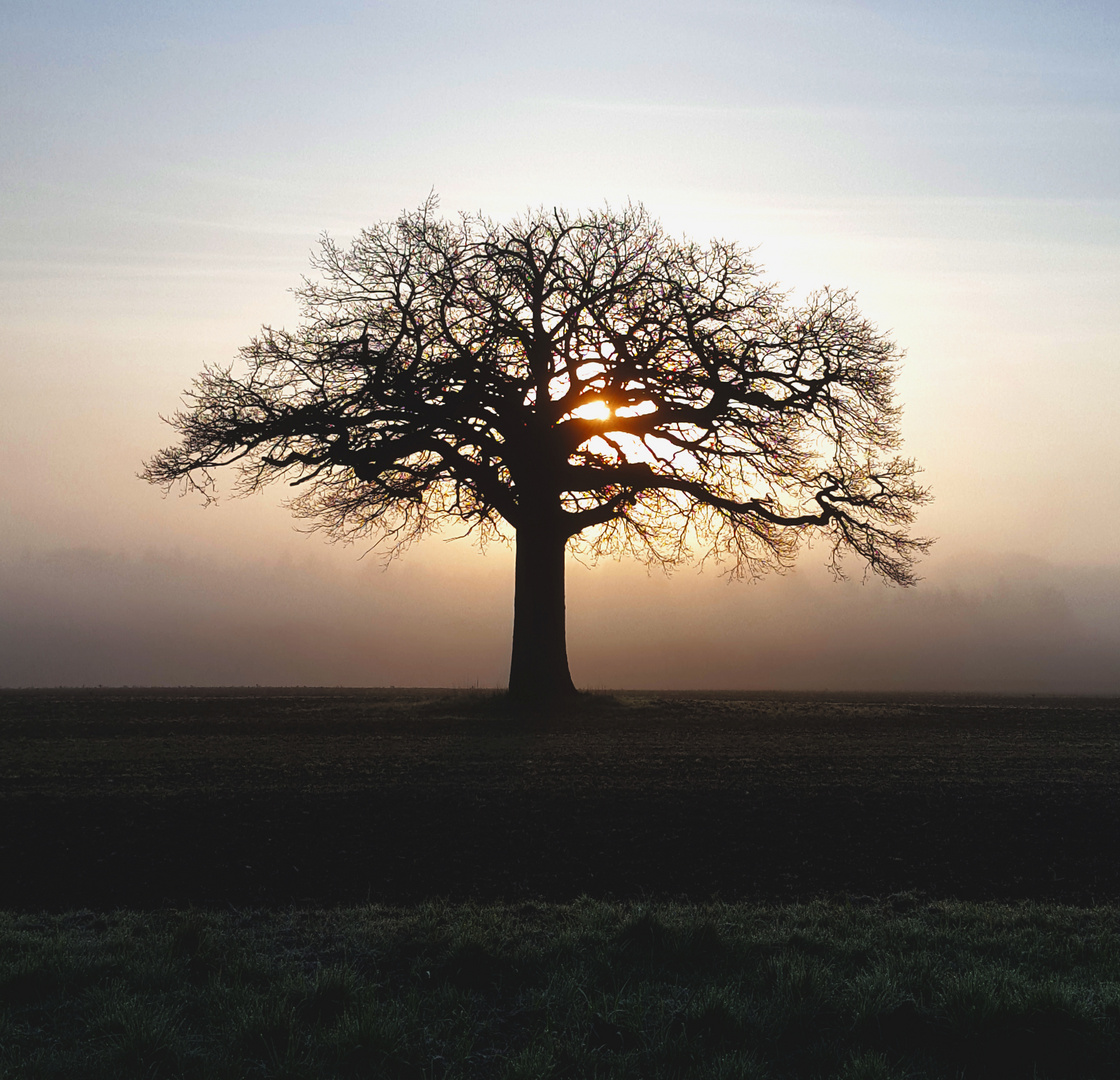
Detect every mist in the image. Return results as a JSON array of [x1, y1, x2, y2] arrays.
[[3, 545, 1117, 694]]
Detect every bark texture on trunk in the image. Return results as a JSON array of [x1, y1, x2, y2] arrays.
[[508, 526, 576, 699]]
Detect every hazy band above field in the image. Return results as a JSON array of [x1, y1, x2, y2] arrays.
[[2, 547, 1117, 693]]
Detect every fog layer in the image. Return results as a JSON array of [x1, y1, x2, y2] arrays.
[[3, 547, 1116, 693]]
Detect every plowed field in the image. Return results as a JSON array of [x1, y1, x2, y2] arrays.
[[2, 688, 1118, 909]]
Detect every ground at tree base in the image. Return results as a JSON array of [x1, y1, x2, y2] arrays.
[[4, 689, 1120, 1078], [2, 687, 1118, 909]]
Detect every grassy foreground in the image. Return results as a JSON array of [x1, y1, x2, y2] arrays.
[[3, 899, 1120, 1079]]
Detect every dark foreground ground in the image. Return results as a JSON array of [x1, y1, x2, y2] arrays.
[[2, 688, 1119, 909]]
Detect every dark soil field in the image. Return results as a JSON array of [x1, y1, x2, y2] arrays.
[[2, 688, 1119, 910]]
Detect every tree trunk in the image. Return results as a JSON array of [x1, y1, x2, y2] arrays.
[[508, 525, 577, 699]]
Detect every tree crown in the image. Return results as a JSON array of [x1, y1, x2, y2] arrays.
[[144, 199, 931, 583]]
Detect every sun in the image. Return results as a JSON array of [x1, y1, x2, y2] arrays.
[[569, 399, 613, 422]]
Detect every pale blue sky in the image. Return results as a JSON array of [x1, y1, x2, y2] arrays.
[[2, 0, 1118, 687]]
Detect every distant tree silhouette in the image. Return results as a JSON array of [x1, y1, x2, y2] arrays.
[[144, 199, 931, 699]]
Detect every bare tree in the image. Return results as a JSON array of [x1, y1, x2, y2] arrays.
[[143, 199, 931, 698]]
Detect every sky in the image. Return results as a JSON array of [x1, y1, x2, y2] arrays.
[[1, 0, 1118, 691]]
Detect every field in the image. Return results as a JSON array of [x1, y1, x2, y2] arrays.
[[3, 688, 1120, 1078], [3, 688, 1120, 909]]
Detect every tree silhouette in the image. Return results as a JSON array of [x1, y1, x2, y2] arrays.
[[144, 199, 930, 699]]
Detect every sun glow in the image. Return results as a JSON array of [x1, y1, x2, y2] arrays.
[[570, 399, 613, 422], [564, 397, 683, 469]]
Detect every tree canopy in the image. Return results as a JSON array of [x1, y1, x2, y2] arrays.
[[144, 199, 931, 697]]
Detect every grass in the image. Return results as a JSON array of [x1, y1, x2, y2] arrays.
[[3, 898, 1120, 1078]]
